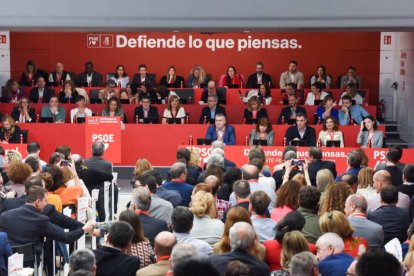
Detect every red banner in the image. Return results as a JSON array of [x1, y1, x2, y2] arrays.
[[85, 117, 121, 163], [2, 144, 27, 158], [188, 146, 414, 173]]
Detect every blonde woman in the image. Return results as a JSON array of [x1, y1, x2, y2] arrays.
[[357, 167, 375, 198], [134, 159, 153, 178], [188, 65, 208, 88], [190, 191, 224, 246], [162, 95, 186, 124], [280, 231, 310, 272], [316, 169, 334, 195], [187, 147, 201, 167]]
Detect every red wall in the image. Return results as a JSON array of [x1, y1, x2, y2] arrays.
[[10, 32, 380, 103]]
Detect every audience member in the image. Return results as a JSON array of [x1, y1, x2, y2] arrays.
[[190, 191, 224, 246], [188, 65, 209, 88], [162, 94, 186, 124], [146, 170, 182, 208], [280, 60, 304, 89], [319, 210, 368, 257], [210, 222, 269, 276], [162, 162, 194, 206], [171, 206, 212, 256], [319, 182, 353, 214], [200, 80, 226, 104], [307, 147, 336, 186], [205, 113, 236, 145], [205, 175, 230, 220], [298, 186, 322, 244], [159, 66, 184, 88], [223, 180, 250, 221], [289, 251, 318, 276], [315, 233, 354, 276], [246, 61, 273, 88], [199, 94, 226, 124], [316, 95, 338, 123], [249, 191, 276, 243], [136, 231, 176, 276], [93, 221, 140, 276], [311, 65, 331, 88], [277, 94, 306, 124], [357, 115, 384, 148], [317, 116, 344, 147], [110, 64, 130, 88], [225, 260, 252, 276], [70, 95, 92, 123], [305, 81, 328, 105], [338, 94, 369, 125], [400, 164, 414, 199], [340, 66, 361, 89], [69, 249, 96, 275], [340, 173, 359, 193], [284, 113, 316, 146], [130, 187, 169, 245], [29, 76, 54, 103], [168, 243, 198, 274], [344, 194, 384, 248], [368, 185, 410, 244], [356, 249, 402, 276], [174, 257, 220, 276], [77, 61, 103, 87], [278, 231, 310, 274], [271, 180, 302, 223], [356, 167, 376, 198], [335, 150, 362, 181]]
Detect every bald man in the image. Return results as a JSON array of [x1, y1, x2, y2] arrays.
[[366, 170, 409, 212], [229, 165, 276, 213], [48, 62, 71, 86], [136, 231, 176, 276]]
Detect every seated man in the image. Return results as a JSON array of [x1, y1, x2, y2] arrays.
[[162, 162, 194, 207], [279, 60, 304, 89], [335, 150, 362, 181], [340, 66, 361, 89], [307, 147, 337, 185], [316, 233, 354, 276], [297, 186, 323, 244], [289, 251, 318, 276], [199, 94, 226, 124], [134, 95, 159, 123], [93, 221, 140, 276], [69, 249, 96, 275], [277, 94, 307, 124], [338, 95, 369, 126], [99, 79, 119, 101], [131, 64, 156, 92], [356, 249, 401, 276], [200, 80, 226, 105], [129, 187, 169, 245], [48, 62, 71, 86], [284, 113, 316, 146], [206, 113, 236, 145], [210, 222, 269, 275], [29, 76, 55, 103], [40, 95, 66, 122], [77, 61, 103, 87], [249, 191, 276, 243], [367, 185, 410, 244], [246, 61, 273, 88]]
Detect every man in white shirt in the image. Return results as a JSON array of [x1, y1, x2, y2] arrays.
[[280, 60, 304, 89], [229, 165, 276, 213], [366, 170, 409, 212]]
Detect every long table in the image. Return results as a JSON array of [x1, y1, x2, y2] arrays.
[[0, 103, 377, 125], [21, 87, 371, 105], [16, 123, 384, 166]]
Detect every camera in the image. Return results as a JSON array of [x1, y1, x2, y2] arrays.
[[292, 159, 305, 166]]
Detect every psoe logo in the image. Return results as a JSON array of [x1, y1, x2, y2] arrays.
[[87, 35, 100, 48], [101, 34, 113, 48]]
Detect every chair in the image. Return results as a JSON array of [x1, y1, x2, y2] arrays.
[[218, 74, 226, 87], [20, 129, 29, 143], [12, 243, 38, 275]]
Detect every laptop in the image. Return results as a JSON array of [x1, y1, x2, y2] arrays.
[[90, 99, 102, 104], [326, 140, 341, 147], [179, 99, 188, 104], [40, 117, 54, 123], [314, 100, 323, 105], [197, 138, 212, 145], [227, 84, 239, 89], [76, 117, 86, 124], [290, 140, 305, 147], [120, 99, 130, 104], [168, 118, 182, 124], [253, 139, 267, 146], [142, 118, 159, 124], [287, 118, 296, 125]]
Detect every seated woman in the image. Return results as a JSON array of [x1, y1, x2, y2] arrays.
[[319, 182, 352, 214], [59, 80, 78, 103], [137, 82, 158, 103], [162, 94, 186, 124], [243, 95, 268, 123], [159, 66, 185, 88], [188, 65, 209, 88], [41, 96, 66, 123], [317, 95, 338, 123], [3, 79, 23, 103], [110, 64, 130, 88], [310, 65, 331, 89], [224, 66, 242, 88], [7, 162, 33, 197], [357, 115, 383, 148], [271, 180, 302, 223], [213, 206, 266, 261], [0, 115, 22, 144], [70, 95, 92, 123], [305, 81, 329, 105], [100, 79, 120, 102], [319, 210, 368, 257], [249, 117, 274, 146], [240, 84, 272, 106], [20, 60, 44, 87], [317, 116, 344, 147], [119, 209, 155, 268], [101, 96, 125, 122], [190, 191, 224, 246], [11, 97, 35, 123], [339, 83, 363, 105]]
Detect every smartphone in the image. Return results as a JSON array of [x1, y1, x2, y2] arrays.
[[61, 160, 70, 166], [292, 159, 305, 166]]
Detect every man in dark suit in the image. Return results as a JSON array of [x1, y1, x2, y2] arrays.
[[206, 113, 236, 145], [200, 80, 226, 104], [93, 221, 140, 276], [84, 141, 116, 221], [222, 180, 250, 222], [307, 147, 337, 185], [29, 76, 55, 103], [210, 222, 269, 276], [284, 113, 316, 146], [277, 94, 306, 124], [246, 61, 273, 88], [0, 186, 92, 264], [130, 187, 169, 245], [162, 163, 194, 207], [199, 94, 226, 124], [134, 95, 160, 123], [131, 64, 157, 92], [367, 185, 410, 244], [77, 61, 103, 87]]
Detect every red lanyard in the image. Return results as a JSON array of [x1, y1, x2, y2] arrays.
[[237, 199, 250, 204], [135, 210, 150, 216], [157, 256, 170, 262], [3, 130, 10, 143], [216, 126, 226, 140], [349, 213, 366, 218], [328, 131, 336, 140]]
